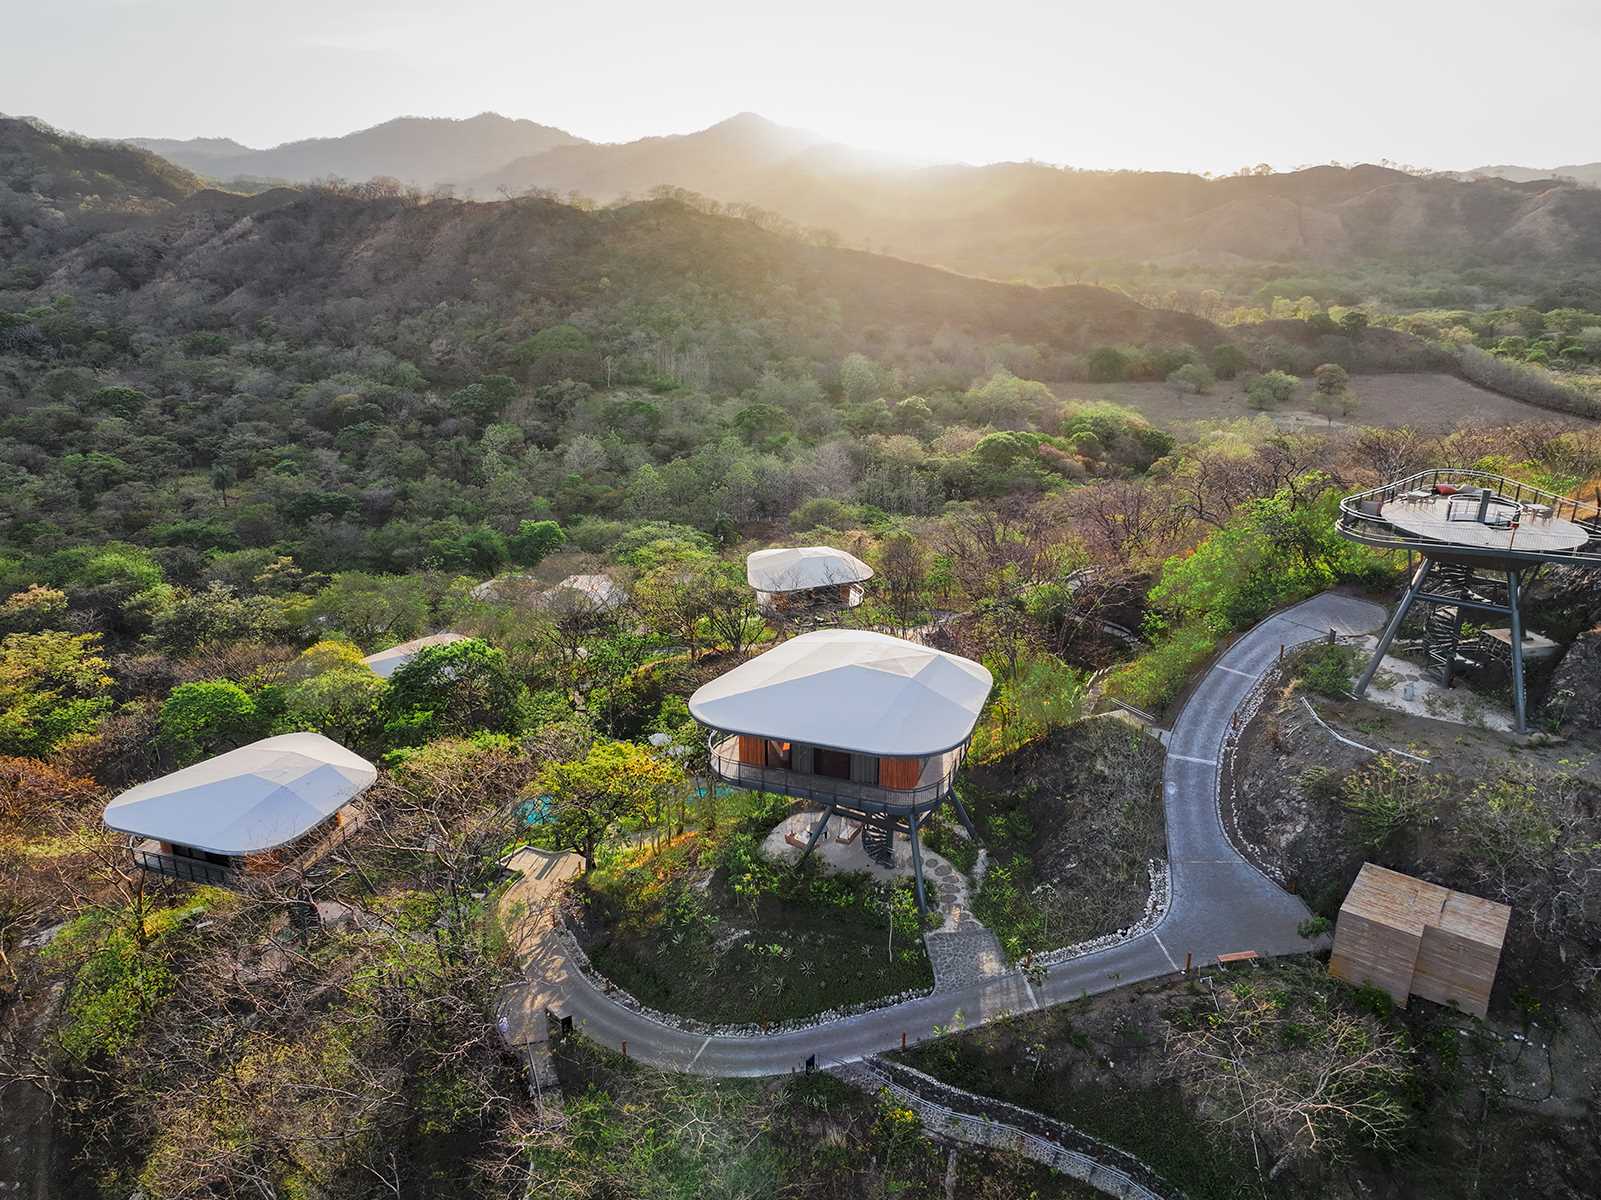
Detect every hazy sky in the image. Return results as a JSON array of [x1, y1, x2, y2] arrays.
[[11, 0, 1600, 172]]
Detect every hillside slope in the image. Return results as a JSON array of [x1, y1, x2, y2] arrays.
[[0, 117, 203, 211], [2, 117, 1216, 384]]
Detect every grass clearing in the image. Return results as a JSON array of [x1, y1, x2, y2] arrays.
[[960, 717, 1165, 960], [573, 791, 935, 1025], [1050, 372, 1584, 432]]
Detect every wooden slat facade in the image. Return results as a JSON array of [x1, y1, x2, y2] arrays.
[[880, 756, 922, 790], [1329, 862, 1509, 1019]]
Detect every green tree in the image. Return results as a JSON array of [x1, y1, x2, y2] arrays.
[[1339, 310, 1370, 337], [507, 519, 567, 568], [839, 353, 881, 404], [1312, 362, 1349, 396], [1086, 347, 1128, 382], [1210, 343, 1250, 380], [283, 668, 385, 747], [310, 573, 430, 648], [534, 739, 686, 868], [382, 638, 527, 743], [0, 631, 113, 757], [1167, 363, 1216, 395], [159, 681, 259, 762], [1245, 370, 1298, 410]]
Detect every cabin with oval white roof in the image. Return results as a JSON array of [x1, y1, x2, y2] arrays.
[[746, 546, 872, 616], [689, 629, 991, 912], [101, 732, 378, 889]]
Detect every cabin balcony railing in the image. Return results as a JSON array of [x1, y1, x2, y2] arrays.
[[1338, 468, 1601, 565], [756, 583, 866, 615], [126, 803, 370, 891], [706, 734, 960, 814], [130, 843, 238, 886]]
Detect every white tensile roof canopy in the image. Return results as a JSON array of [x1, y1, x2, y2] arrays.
[[689, 630, 992, 756], [361, 632, 468, 679], [547, 573, 626, 612], [102, 733, 378, 856], [746, 546, 874, 593]]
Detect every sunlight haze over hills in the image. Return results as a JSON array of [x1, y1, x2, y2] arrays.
[[13, 0, 1601, 173]]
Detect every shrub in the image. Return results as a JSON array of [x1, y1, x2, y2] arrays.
[[1296, 644, 1357, 698], [1105, 620, 1218, 710], [1341, 754, 1442, 848], [1457, 345, 1601, 418], [1245, 370, 1298, 410], [1167, 363, 1216, 395]]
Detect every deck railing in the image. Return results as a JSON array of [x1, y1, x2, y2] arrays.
[[1338, 468, 1601, 565], [127, 804, 369, 891], [706, 734, 960, 813]]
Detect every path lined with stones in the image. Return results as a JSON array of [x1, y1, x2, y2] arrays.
[[499, 592, 1386, 1076]]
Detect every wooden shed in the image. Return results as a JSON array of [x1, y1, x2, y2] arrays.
[[1329, 863, 1510, 1019]]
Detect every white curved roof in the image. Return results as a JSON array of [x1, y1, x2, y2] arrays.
[[688, 630, 992, 756], [103, 733, 377, 855], [361, 632, 468, 679], [747, 546, 873, 593], [470, 573, 539, 602], [547, 573, 626, 612]]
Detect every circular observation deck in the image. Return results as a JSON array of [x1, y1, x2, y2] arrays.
[[1339, 469, 1601, 569]]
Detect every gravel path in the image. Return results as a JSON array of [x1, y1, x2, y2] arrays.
[[503, 592, 1386, 1076]]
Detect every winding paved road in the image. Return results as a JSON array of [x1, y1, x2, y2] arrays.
[[502, 592, 1386, 1077]]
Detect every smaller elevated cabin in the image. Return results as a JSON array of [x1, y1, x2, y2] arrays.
[[1329, 862, 1510, 1019], [747, 546, 872, 616], [102, 733, 377, 889], [361, 632, 467, 680], [546, 573, 626, 614]]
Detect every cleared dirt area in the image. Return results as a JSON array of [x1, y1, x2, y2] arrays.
[[1050, 372, 1586, 432]]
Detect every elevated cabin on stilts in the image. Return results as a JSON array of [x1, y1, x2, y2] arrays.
[[688, 629, 992, 916], [102, 733, 377, 890], [1337, 469, 1601, 734], [746, 546, 873, 626]]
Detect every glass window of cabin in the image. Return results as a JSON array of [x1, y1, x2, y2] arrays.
[[765, 739, 792, 769], [813, 747, 852, 780]]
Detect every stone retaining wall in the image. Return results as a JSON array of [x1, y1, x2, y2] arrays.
[[834, 1056, 1177, 1200]]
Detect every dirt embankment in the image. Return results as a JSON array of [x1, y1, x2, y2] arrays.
[[1218, 653, 1601, 1198]]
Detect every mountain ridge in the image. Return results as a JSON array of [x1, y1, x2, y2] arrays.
[[126, 112, 586, 188]]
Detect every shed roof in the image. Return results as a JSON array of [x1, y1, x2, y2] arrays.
[[746, 546, 873, 593], [1342, 862, 1509, 949], [361, 632, 468, 679], [103, 733, 377, 856], [688, 629, 992, 756]]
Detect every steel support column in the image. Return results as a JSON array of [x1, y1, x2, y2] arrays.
[[796, 804, 835, 865], [1354, 558, 1434, 697], [1507, 569, 1527, 734], [948, 788, 977, 839], [907, 813, 929, 917]]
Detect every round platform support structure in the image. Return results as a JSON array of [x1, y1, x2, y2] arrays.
[[1338, 470, 1601, 736]]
